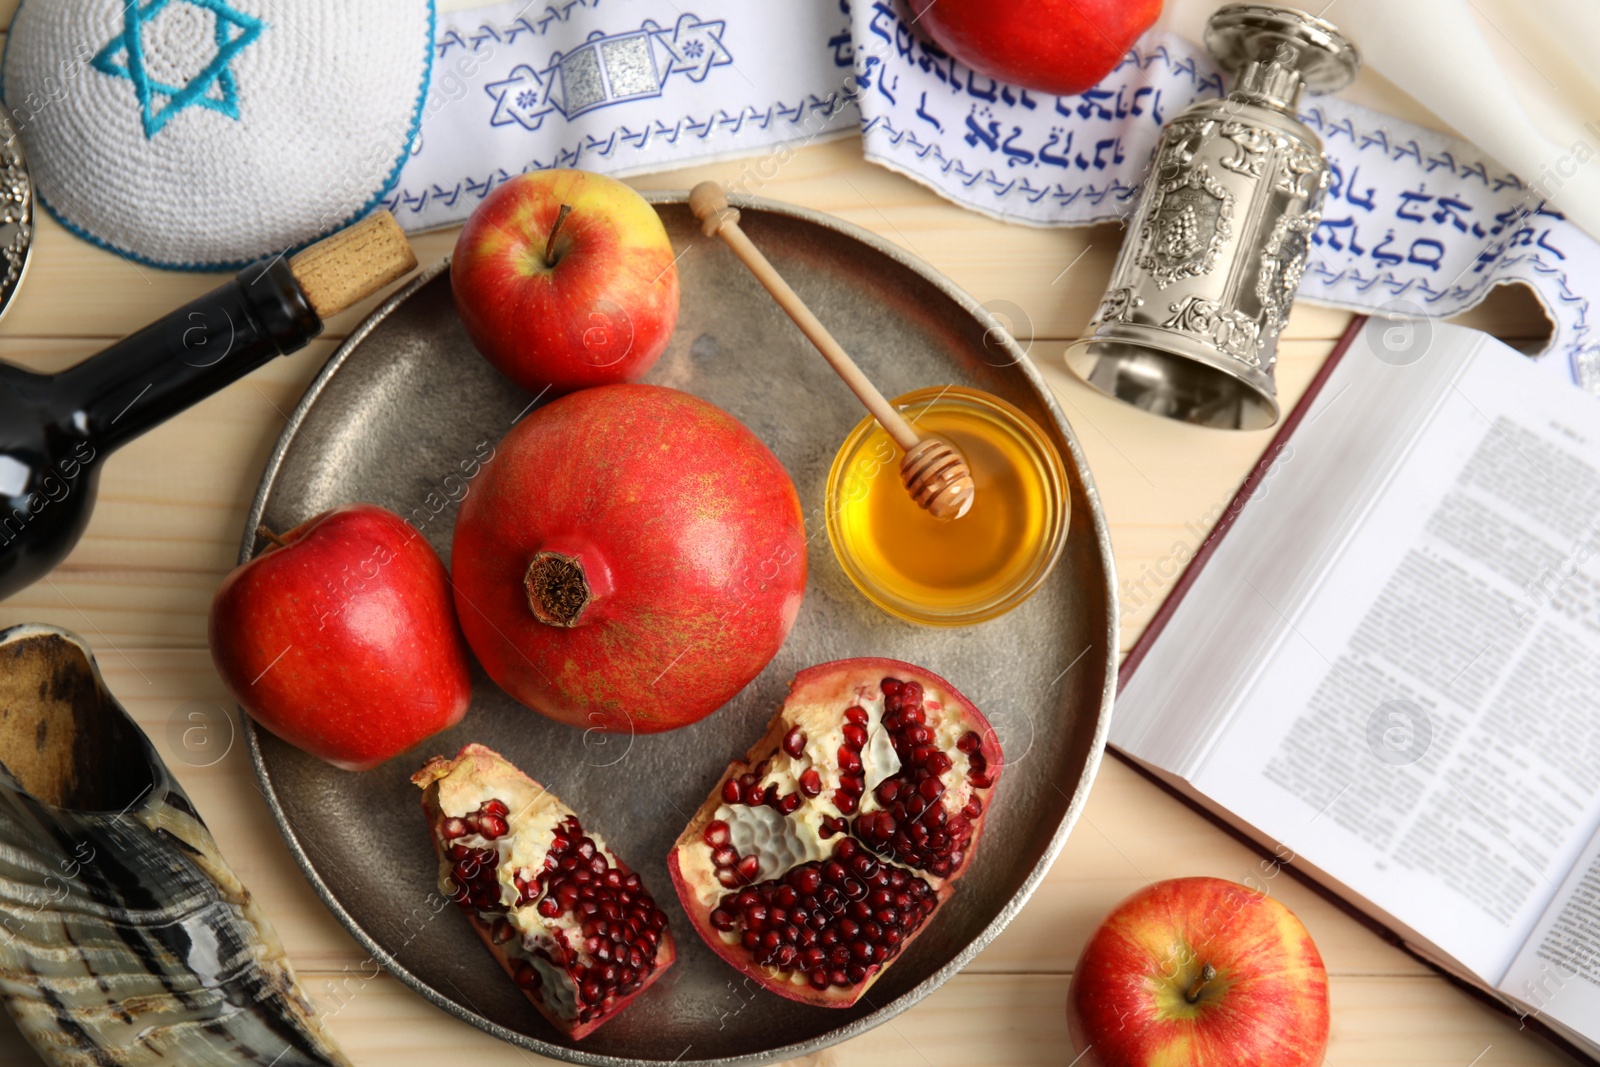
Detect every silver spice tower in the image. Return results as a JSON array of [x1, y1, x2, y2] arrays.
[[1065, 5, 1360, 430]]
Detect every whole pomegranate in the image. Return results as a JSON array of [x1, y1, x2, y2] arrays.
[[451, 384, 807, 733], [669, 659, 1003, 1006], [415, 744, 675, 1039]]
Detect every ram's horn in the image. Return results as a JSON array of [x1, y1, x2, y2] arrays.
[[0, 624, 350, 1066]]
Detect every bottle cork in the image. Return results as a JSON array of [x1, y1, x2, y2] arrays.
[[289, 210, 417, 320]]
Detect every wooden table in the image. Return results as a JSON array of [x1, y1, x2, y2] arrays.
[[0, 11, 1575, 1063]]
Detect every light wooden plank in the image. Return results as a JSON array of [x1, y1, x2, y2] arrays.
[[0, 970, 1575, 1067]]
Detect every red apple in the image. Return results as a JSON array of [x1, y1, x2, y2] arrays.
[[208, 504, 473, 771], [451, 169, 680, 394], [909, 0, 1162, 98], [1068, 877, 1329, 1066]]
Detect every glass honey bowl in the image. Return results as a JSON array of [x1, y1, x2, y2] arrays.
[[826, 385, 1070, 626]]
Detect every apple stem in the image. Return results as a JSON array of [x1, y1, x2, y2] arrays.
[[1184, 963, 1217, 1004], [545, 204, 573, 267], [255, 524, 290, 551]]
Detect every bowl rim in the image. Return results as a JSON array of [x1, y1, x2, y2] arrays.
[[824, 384, 1071, 626]]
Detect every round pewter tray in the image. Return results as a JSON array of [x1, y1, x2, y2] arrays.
[[242, 193, 1117, 1066]]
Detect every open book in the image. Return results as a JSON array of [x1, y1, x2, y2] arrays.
[[1114, 317, 1600, 1059]]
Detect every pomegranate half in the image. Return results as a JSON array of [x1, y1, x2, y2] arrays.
[[451, 384, 807, 733], [414, 744, 675, 1039], [668, 658, 1003, 1007]]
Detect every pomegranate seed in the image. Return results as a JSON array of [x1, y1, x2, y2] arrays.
[[918, 777, 944, 801], [969, 753, 988, 774], [833, 790, 858, 815], [969, 773, 993, 789], [790, 867, 822, 894], [721, 779, 742, 805], [736, 855, 759, 881], [479, 814, 509, 839], [712, 846, 737, 869], [744, 782, 766, 806], [514, 961, 539, 988], [703, 820, 731, 848], [845, 705, 869, 725], [837, 746, 862, 774], [441, 817, 468, 839], [717, 868, 743, 888], [963, 798, 983, 820], [841, 723, 868, 750], [876, 780, 900, 804], [902, 681, 923, 703], [782, 726, 807, 758], [799, 769, 822, 797], [483, 798, 510, 818], [957, 731, 982, 753], [880, 678, 903, 697], [925, 751, 953, 776], [778, 792, 802, 815]]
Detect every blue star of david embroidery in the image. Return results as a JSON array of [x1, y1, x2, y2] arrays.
[[486, 64, 557, 131], [657, 15, 730, 82], [92, 0, 266, 139]]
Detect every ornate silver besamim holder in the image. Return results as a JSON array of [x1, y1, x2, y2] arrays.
[[1065, 4, 1360, 430]]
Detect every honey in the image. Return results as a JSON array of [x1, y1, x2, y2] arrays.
[[826, 386, 1069, 626]]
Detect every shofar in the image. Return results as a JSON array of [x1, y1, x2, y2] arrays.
[[0, 623, 349, 1066]]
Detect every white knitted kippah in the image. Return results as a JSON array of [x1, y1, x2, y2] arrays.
[[2, 0, 433, 269]]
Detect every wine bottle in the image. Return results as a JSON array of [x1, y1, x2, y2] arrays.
[[0, 213, 416, 602]]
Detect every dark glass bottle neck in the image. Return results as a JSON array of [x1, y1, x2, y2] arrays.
[[0, 258, 322, 602], [52, 258, 321, 454]]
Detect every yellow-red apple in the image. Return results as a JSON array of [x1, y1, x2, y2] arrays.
[[451, 169, 679, 395], [1068, 877, 1330, 1066]]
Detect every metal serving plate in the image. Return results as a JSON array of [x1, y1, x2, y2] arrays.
[[242, 192, 1117, 1066]]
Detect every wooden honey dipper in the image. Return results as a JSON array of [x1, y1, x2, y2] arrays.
[[689, 182, 975, 521]]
